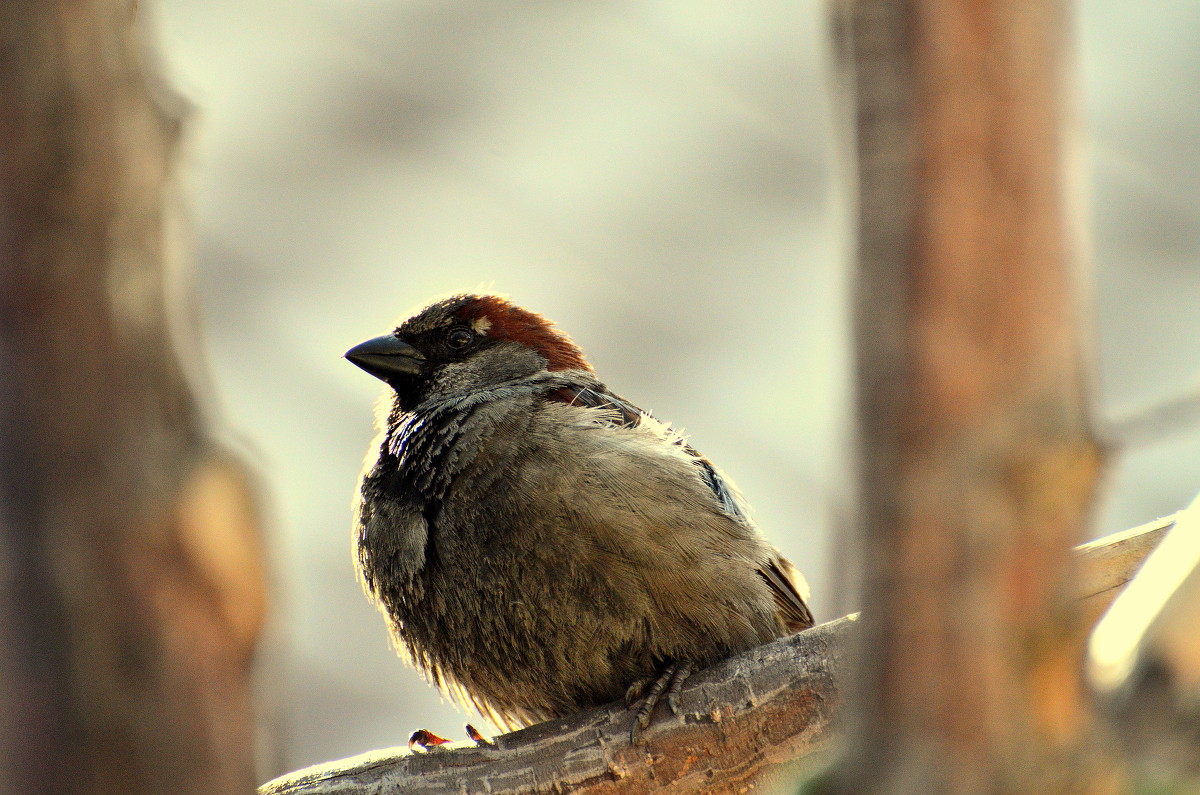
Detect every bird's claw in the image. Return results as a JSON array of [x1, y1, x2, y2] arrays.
[[465, 723, 495, 748], [666, 661, 694, 716], [408, 728, 452, 752], [628, 661, 694, 744], [624, 677, 650, 707], [629, 717, 646, 745]]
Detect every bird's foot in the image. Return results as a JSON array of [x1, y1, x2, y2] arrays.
[[408, 728, 452, 752], [629, 660, 695, 744], [465, 723, 495, 748], [624, 676, 652, 706]]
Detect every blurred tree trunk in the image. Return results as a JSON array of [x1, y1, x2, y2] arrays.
[[0, 2, 266, 792], [834, 0, 1111, 791]]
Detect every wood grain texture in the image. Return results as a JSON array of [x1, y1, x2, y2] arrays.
[[1076, 514, 1175, 602]]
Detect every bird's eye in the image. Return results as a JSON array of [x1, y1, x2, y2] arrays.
[[446, 328, 474, 350]]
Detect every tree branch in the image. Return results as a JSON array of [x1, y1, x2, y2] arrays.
[[261, 517, 1169, 794], [1088, 501, 1200, 783], [1105, 387, 1200, 448]]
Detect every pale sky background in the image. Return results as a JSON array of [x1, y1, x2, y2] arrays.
[[150, 1, 1200, 779]]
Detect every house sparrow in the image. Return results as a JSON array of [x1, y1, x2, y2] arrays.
[[345, 294, 813, 743]]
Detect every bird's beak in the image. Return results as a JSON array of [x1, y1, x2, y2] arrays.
[[344, 334, 426, 383]]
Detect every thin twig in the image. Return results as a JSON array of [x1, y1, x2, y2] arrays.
[[1106, 388, 1200, 448]]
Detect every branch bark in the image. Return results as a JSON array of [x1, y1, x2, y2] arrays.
[[1089, 501, 1200, 783], [1105, 387, 1200, 448], [0, 2, 265, 791], [260, 518, 1167, 795]]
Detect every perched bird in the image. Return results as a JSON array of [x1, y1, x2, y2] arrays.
[[345, 294, 813, 742]]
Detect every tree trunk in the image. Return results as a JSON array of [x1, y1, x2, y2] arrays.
[[835, 0, 1110, 790], [0, 2, 266, 792]]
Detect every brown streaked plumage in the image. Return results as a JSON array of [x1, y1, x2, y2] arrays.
[[346, 294, 813, 741]]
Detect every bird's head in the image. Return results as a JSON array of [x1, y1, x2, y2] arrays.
[[345, 294, 591, 411]]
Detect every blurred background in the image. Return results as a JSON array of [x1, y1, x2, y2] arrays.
[[149, 0, 1200, 779]]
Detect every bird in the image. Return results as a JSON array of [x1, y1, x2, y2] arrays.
[[345, 294, 813, 743]]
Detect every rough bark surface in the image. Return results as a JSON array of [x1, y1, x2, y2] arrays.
[[260, 521, 1163, 795], [835, 0, 1107, 790], [0, 2, 266, 792], [264, 618, 850, 795]]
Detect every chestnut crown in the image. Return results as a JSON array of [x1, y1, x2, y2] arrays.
[[346, 294, 591, 409]]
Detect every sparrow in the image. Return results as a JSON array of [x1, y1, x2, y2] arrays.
[[345, 294, 813, 743]]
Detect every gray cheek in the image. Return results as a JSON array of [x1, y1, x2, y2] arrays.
[[435, 343, 547, 394], [429, 362, 475, 395]]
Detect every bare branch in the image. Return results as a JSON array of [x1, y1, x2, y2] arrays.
[[1089, 503, 1200, 782], [1077, 513, 1176, 602], [1106, 389, 1200, 448]]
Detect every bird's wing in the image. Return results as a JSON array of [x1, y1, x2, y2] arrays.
[[548, 384, 814, 632], [548, 384, 751, 519], [758, 556, 814, 632], [547, 384, 644, 429]]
